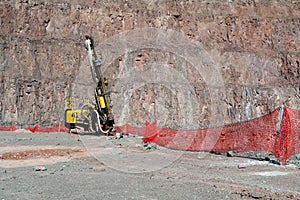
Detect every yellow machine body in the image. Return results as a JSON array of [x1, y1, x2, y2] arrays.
[[99, 96, 106, 109], [65, 109, 89, 124]]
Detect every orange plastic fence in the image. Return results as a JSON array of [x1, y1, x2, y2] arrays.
[[115, 107, 300, 165], [1, 106, 300, 165], [279, 107, 300, 164], [0, 124, 69, 133]]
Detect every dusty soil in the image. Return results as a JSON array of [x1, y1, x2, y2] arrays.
[[0, 131, 300, 200], [1, 148, 85, 160]]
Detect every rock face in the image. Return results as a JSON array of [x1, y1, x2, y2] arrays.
[[0, 0, 299, 129]]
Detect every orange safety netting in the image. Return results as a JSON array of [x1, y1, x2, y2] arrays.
[[0, 124, 69, 133], [115, 107, 300, 165], [1, 106, 300, 165]]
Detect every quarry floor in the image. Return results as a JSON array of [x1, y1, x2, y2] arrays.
[[0, 131, 299, 200]]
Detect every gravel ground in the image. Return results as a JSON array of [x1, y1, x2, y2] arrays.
[[0, 131, 300, 200]]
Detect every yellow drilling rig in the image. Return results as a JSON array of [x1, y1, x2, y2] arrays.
[[65, 36, 114, 134]]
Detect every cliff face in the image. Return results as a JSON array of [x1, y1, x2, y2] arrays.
[[0, 0, 299, 128]]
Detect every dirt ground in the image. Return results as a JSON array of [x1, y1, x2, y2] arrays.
[[0, 131, 300, 200]]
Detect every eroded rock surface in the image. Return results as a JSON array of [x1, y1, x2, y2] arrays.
[[0, 0, 299, 128]]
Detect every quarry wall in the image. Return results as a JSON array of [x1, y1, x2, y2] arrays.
[[0, 0, 299, 129]]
